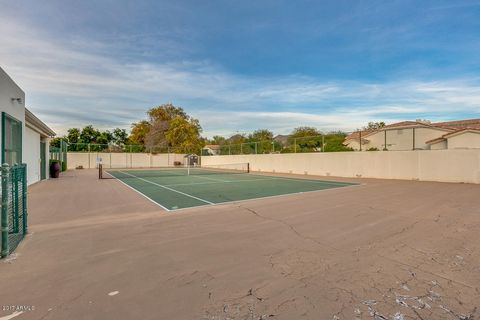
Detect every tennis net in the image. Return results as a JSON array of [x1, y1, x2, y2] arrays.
[[99, 163, 250, 179]]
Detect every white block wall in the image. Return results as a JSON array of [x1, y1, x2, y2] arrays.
[[201, 150, 480, 184]]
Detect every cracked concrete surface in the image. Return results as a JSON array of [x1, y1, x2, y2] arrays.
[[0, 169, 479, 319]]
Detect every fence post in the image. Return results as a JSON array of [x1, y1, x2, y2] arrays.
[[240, 143, 243, 154], [22, 165, 27, 234], [1, 164, 9, 257], [412, 128, 416, 150], [359, 131, 362, 151], [384, 130, 388, 151], [229, 145, 231, 155], [294, 138, 297, 153], [322, 135, 325, 152], [13, 166, 19, 233], [255, 142, 258, 154]]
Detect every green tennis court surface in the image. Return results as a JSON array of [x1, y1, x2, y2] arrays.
[[104, 166, 357, 211]]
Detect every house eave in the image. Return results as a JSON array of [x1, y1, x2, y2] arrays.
[[25, 108, 56, 137]]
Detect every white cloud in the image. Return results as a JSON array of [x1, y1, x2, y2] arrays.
[[1, 15, 480, 137]]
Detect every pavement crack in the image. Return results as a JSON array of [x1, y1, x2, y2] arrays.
[[240, 205, 342, 252]]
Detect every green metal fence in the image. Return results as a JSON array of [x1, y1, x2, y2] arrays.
[[50, 140, 68, 171], [202, 133, 353, 156], [1, 163, 28, 258]]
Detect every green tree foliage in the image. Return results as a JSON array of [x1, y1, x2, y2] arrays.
[[291, 127, 321, 137], [362, 122, 386, 131], [50, 126, 130, 152], [79, 125, 100, 143], [323, 131, 353, 152], [148, 103, 188, 122], [247, 129, 273, 142], [49, 137, 62, 148], [281, 127, 353, 153], [112, 128, 128, 146], [165, 117, 203, 154], [246, 129, 277, 154], [210, 135, 226, 145], [130, 103, 203, 153], [67, 128, 81, 144], [129, 120, 151, 146], [289, 127, 322, 152]]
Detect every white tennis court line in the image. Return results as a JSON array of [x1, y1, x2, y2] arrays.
[[166, 183, 363, 212], [104, 171, 172, 212], [106, 169, 359, 212], [117, 171, 215, 205], [163, 176, 355, 187], [164, 177, 281, 187], [190, 174, 230, 183]]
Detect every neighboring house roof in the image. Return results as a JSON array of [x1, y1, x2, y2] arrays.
[[433, 119, 480, 130], [25, 108, 56, 137], [425, 137, 447, 145], [346, 118, 480, 142], [383, 121, 425, 128], [425, 128, 480, 145], [344, 130, 374, 142]]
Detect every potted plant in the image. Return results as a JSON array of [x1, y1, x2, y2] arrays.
[[50, 160, 61, 178]]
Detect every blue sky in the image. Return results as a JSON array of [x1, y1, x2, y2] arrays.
[[1, 0, 480, 137]]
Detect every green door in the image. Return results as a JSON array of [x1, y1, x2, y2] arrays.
[[40, 142, 46, 180]]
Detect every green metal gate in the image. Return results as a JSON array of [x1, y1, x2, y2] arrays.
[[40, 142, 46, 180], [1, 164, 28, 258]]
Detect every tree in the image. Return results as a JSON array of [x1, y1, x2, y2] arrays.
[[129, 121, 151, 145], [148, 103, 188, 123], [211, 135, 226, 145], [65, 128, 81, 151], [323, 131, 352, 152], [96, 130, 113, 145], [67, 128, 80, 143], [128, 103, 204, 153], [248, 129, 273, 142], [165, 116, 203, 153], [291, 126, 321, 137], [49, 137, 62, 148], [246, 129, 275, 154], [362, 122, 386, 131], [144, 104, 194, 151], [289, 127, 322, 152], [112, 128, 128, 146], [80, 125, 101, 144]]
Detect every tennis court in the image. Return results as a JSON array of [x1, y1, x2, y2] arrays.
[[100, 163, 357, 210]]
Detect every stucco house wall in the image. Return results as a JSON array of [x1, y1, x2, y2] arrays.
[[430, 140, 447, 150], [25, 126, 41, 184], [412, 127, 450, 150], [0, 68, 26, 159], [1, 67, 55, 185], [360, 127, 450, 151], [448, 132, 480, 149]]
